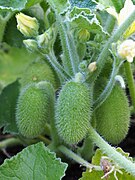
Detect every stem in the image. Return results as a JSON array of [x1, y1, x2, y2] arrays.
[[0, 12, 13, 42], [88, 126, 135, 176], [58, 145, 101, 171], [105, 15, 116, 34], [0, 21, 6, 42], [0, 138, 22, 149], [78, 136, 94, 161], [124, 62, 135, 110], [38, 135, 51, 145], [46, 0, 80, 75], [56, 14, 80, 75], [93, 59, 123, 110], [45, 50, 71, 81], [88, 10, 135, 84]]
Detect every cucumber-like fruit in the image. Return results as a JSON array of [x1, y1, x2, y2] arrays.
[[95, 85, 130, 144], [16, 81, 54, 138], [20, 58, 60, 89], [56, 81, 92, 144]]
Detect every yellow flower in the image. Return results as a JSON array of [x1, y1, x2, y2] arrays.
[[16, 13, 39, 37], [117, 39, 135, 62], [106, 0, 135, 37]]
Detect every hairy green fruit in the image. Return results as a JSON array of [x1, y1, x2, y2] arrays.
[[95, 85, 130, 144], [16, 81, 53, 138], [20, 58, 60, 89], [56, 81, 92, 144]]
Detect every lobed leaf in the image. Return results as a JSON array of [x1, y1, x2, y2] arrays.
[[69, 0, 97, 10], [0, 142, 68, 180], [0, 0, 42, 11]]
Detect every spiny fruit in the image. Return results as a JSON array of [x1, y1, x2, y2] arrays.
[[56, 81, 92, 144], [95, 84, 130, 144], [20, 58, 60, 89], [16, 81, 54, 138]]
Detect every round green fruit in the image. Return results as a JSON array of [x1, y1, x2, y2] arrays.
[[16, 81, 52, 138], [56, 81, 92, 144], [20, 58, 60, 89], [95, 84, 130, 144]]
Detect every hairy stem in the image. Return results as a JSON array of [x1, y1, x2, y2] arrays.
[[38, 135, 51, 145], [0, 138, 22, 149], [58, 145, 101, 171], [45, 50, 71, 81], [88, 10, 135, 84], [88, 126, 135, 176], [0, 21, 6, 42], [93, 59, 123, 110], [124, 62, 135, 111], [105, 15, 116, 34]]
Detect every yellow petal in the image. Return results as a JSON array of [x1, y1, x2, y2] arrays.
[[124, 21, 135, 38]]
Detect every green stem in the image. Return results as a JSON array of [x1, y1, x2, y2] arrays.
[[105, 15, 116, 34], [38, 135, 51, 145], [93, 59, 123, 110], [58, 145, 101, 171], [0, 12, 13, 42], [124, 62, 135, 110], [88, 9, 135, 84], [0, 138, 22, 149], [46, 0, 80, 75], [78, 136, 94, 161], [48, 84, 60, 148], [88, 126, 135, 176], [0, 21, 6, 42], [56, 14, 80, 75], [45, 51, 71, 81]]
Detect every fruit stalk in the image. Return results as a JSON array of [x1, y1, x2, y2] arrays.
[[124, 61, 135, 112]]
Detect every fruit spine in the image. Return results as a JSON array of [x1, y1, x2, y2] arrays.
[[16, 81, 54, 138], [56, 81, 92, 144]]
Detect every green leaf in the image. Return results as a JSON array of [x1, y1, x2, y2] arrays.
[[0, 142, 68, 180], [69, 8, 107, 35], [46, 0, 70, 14], [0, 0, 42, 11], [69, 0, 97, 10], [0, 80, 20, 134], [0, 47, 37, 85]]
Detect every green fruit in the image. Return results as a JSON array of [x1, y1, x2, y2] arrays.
[[56, 81, 92, 144], [20, 58, 60, 89], [16, 81, 53, 138], [95, 85, 130, 144]]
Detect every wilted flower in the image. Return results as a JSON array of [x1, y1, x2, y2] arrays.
[[117, 39, 135, 62], [88, 62, 97, 72], [16, 13, 39, 37]]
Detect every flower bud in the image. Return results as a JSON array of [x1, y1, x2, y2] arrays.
[[16, 13, 39, 37], [88, 62, 97, 72], [117, 39, 135, 62], [78, 29, 90, 43], [23, 39, 38, 52]]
